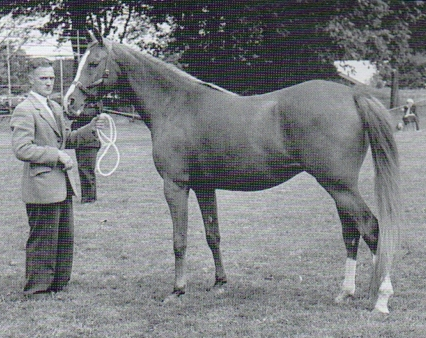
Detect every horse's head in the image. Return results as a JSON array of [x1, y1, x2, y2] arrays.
[[65, 30, 118, 116]]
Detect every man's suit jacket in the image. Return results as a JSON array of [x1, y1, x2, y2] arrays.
[[10, 93, 98, 204]]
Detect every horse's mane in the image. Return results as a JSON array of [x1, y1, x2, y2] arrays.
[[112, 41, 239, 96]]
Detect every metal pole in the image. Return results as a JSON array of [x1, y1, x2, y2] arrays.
[[77, 30, 81, 62], [6, 40, 12, 113], [390, 69, 399, 109], [60, 58, 64, 104]]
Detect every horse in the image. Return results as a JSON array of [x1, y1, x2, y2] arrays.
[[64, 31, 400, 314]]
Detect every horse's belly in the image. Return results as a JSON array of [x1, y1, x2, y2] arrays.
[[192, 156, 303, 191]]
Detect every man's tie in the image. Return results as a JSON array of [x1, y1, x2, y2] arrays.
[[47, 98, 62, 131]]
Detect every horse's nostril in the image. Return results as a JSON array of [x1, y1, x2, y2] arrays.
[[68, 97, 75, 107]]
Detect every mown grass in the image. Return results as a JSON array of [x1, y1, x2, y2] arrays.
[[0, 115, 425, 337]]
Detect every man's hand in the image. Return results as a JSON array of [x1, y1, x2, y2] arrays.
[[91, 113, 109, 130], [58, 150, 73, 171]]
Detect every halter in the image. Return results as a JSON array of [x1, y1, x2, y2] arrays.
[[72, 40, 120, 176], [72, 41, 112, 100]]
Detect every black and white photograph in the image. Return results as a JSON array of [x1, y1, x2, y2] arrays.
[[0, 1, 425, 337]]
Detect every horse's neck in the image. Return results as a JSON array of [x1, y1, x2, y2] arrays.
[[115, 45, 197, 126]]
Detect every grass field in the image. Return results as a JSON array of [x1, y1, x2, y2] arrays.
[[0, 115, 425, 337]]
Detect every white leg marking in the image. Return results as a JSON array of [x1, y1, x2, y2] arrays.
[[335, 258, 357, 303], [374, 273, 393, 314], [371, 254, 393, 314]]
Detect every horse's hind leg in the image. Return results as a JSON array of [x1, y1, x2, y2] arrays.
[[325, 185, 381, 303], [194, 188, 227, 290]]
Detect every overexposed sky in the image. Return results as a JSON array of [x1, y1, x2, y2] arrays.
[[22, 37, 73, 59], [335, 60, 376, 84], [0, 13, 74, 59]]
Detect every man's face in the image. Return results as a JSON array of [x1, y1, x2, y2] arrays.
[[29, 66, 55, 97]]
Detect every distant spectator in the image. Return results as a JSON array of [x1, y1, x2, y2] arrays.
[[402, 98, 420, 131]]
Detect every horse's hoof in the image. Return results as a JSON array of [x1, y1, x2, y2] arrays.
[[372, 293, 391, 314], [372, 304, 390, 315], [334, 291, 354, 304], [206, 280, 227, 295], [162, 290, 185, 304], [211, 286, 226, 295], [214, 278, 227, 287]]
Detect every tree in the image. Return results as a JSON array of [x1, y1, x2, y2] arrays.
[[0, 13, 43, 95], [2, 0, 426, 93], [1, 1, 164, 69], [326, 0, 426, 87], [0, 43, 27, 95], [146, 1, 342, 94], [146, 0, 426, 92], [1, 1, 344, 94]]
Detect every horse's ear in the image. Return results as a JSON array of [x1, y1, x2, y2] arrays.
[[86, 29, 97, 43], [86, 29, 104, 46], [93, 28, 104, 46]]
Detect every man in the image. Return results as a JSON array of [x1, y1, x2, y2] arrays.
[[70, 103, 101, 203], [10, 58, 106, 298], [402, 98, 420, 131]]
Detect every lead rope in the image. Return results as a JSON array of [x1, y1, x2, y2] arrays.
[[95, 103, 120, 176]]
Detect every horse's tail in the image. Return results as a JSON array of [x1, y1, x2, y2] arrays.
[[354, 93, 400, 299]]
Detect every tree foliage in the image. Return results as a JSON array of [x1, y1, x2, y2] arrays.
[[146, 1, 342, 94], [145, 0, 426, 92], [0, 43, 27, 95], [1, 0, 426, 91], [0, 13, 43, 95], [326, 0, 425, 88], [1, 1, 163, 68]]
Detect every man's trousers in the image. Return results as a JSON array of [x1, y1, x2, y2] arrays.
[[24, 196, 74, 294]]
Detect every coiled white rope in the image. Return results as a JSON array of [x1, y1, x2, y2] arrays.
[[96, 114, 120, 176]]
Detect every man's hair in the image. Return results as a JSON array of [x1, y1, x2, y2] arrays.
[[27, 58, 53, 73]]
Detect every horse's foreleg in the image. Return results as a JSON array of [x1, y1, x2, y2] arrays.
[[194, 188, 227, 290], [163, 177, 189, 300], [335, 257, 357, 303]]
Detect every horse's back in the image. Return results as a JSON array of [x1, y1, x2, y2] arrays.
[[267, 80, 355, 111]]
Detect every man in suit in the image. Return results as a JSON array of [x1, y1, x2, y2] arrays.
[[10, 58, 106, 298]]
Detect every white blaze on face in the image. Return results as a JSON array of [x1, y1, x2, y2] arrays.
[[64, 50, 91, 114]]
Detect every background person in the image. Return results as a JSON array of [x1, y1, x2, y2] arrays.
[[402, 98, 420, 131], [10, 57, 106, 298], [70, 103, 101, 203]]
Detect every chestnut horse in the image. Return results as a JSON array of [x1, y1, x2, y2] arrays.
[[65, 32, 400, 313]]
